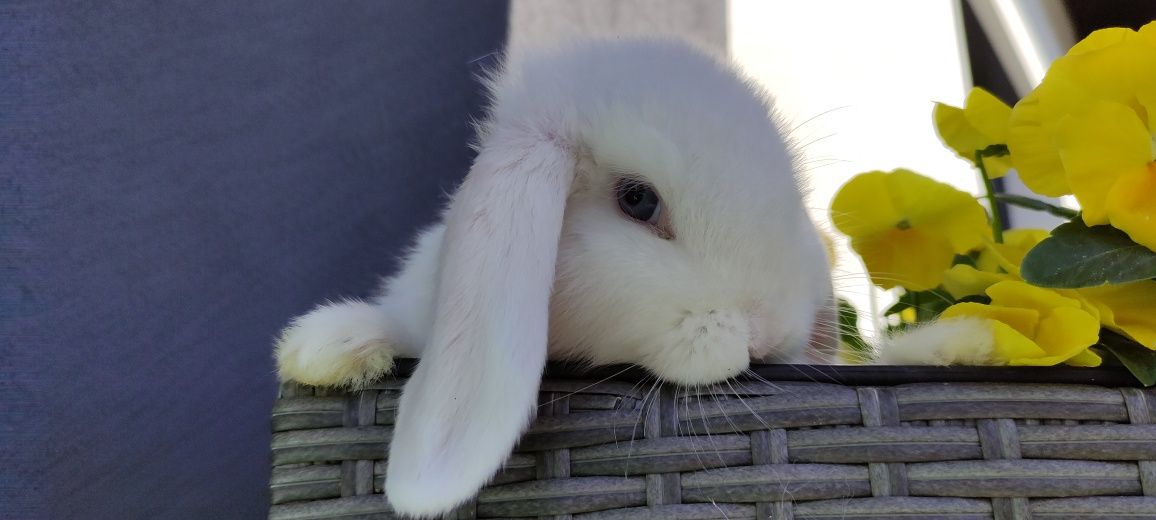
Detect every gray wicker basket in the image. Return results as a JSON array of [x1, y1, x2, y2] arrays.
[[269, 362, 1156, 519]]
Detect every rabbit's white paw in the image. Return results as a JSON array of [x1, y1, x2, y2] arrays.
[[275, 299, 395, 388]]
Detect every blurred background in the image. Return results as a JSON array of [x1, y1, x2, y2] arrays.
[[3, 1, 1153, 518]]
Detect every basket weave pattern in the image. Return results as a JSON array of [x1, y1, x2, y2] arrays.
[[270, 375, 1156, 519]]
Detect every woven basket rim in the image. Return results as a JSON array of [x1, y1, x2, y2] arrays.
[[386, 358, 1142, 387]]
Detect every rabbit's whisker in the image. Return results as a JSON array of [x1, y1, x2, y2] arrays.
[[624, 376, 661, 478], [725, 378, 773, 433], [537, 364, 638, 409], [786, 105, 851, 134]]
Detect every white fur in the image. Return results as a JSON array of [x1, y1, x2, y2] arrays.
[[385, 121, 577, 516], [274, 228, 441, 387], [874, 317, 997, 366], [275, 39, 835, 516], [275, 299, 396, 388]]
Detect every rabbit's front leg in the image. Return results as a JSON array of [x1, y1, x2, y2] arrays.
[[275, 224, 444, 388], [275, 299, 400, 388]]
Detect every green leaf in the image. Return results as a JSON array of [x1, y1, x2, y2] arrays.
[[1020, 220, 1156, 288], [837, 298, 871, 354], [1098, 330, 1156, 387]]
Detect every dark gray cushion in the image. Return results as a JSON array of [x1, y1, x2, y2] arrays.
[[1, 2, 508, 518]]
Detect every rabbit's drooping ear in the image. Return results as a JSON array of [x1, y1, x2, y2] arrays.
[[384, 123, 576, 516]]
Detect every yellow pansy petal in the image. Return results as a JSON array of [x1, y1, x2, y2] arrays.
[[833, 169, 994, 291], [989, 321, 1050, 363], [986, 280, 1083, 311], [1140, 88, 1156, 136], [942, 302, 1040, 338], [934, 89, 1013, 179], [1133, 28, 1156, 117], [831, 171, 904, 237], [1067, 27, 1133, 56], [1066, 349, 1103, 367], [1008, 86, 1073, 196], [1056, 100, 1152, 224], [1008, 23, 1156, 199], [1059, 289, 1104, 323], [977, 282, 1102, 366], [942, 264, 1010, 300], [1107, 163, 1156, 252], [1013, 348, 1094, 366], [980, 306, 1041, 339], [935, 204, 994, 254], [1052, 29, 1156, 105], [885, 169, 991, 253], [1000, 228, 1050, 264], [1142, 21, 1156, 42], [1033, 306, 1102, 358], [884, 170, 990, 252], [1080, 281, 1156, 349], [1116, 322, 1156, 351], [940, 291, 1100, 367], [964, 87, 1013, 143], [854, 229, 954, 291], [978, 241, 1022, 278], [976, 229, 1049, 274], [938, 302, 995, 321], [887, 169, 964, 217], [934, 102, 976, 155], [1081, 294, 1117, 328]]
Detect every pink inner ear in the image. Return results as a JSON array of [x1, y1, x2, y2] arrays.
[[805, 297, 840, 364]]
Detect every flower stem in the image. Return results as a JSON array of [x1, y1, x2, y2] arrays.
[[975, 150, 1004, 244], [991, 193, 1080, 220]]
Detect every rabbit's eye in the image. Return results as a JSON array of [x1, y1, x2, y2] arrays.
[[615, 179, 662, 224]]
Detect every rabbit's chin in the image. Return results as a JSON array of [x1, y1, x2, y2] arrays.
[[638, 309, 754, 386]]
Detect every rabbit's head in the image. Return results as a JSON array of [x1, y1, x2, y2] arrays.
[[386, 39, 834, 516]]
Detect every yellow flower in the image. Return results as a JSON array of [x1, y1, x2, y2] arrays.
[[938, 228, 1155, 349], [942, 229, 1049, 299], [976, 228, 1051, 273], [1105, 162, 1156, 251], [942, 264, 1009, 300], [940, 281, 1102, 366], [831, 169, 992, 291], [934, 87, 1014, 178], [1056, 100, 1156, 249], [1079, 280, 1156, 350], [1006, 22, 1156, 250], [1008, 23, 1156, 198]]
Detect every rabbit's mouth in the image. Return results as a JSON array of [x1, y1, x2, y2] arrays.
[[644, 309, 753, 386]]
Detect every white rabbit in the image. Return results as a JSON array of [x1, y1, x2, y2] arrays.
[[275, 38, 840, 517]]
